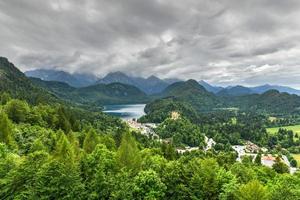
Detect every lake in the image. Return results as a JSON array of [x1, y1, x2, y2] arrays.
[[103, 104, 146, 120]]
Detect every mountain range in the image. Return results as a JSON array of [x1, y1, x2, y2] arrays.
[[2, 57, 300, 116], [96, 72, 171, 94], [25, 69, 300, 96], [25, 69, 98, 88]]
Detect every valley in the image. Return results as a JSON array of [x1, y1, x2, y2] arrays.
[[0, 57, 299, 199]]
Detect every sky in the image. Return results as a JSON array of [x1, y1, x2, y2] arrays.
[[1, 0, 300, 88]]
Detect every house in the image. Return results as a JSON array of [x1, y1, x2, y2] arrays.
[[171, 111, 180, 120], [261, 155, 276, 168], [245, 141, 260, 153]]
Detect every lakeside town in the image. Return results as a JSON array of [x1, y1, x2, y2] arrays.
[[125, 114, 299, 174]]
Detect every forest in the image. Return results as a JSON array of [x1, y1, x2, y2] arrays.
[[0, 91, 300, 199]]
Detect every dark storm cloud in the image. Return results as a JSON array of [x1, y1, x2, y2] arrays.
[[1, 0, 300, 87]]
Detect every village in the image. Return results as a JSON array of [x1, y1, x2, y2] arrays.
[[125, 116, 298, 174]]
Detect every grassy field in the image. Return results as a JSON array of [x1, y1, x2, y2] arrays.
[[267, 124, 300, 135], [293, 154, 300, 167], [267, 125, 300, 141]]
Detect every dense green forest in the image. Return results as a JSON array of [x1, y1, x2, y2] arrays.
[[0, 57, 300, 199], [0, 93, 299, 199]]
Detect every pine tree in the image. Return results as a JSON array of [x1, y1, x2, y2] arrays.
[[54, 131, 75, 165], [254, 153, 262, 165], [116, 132, 141, 171], [0, 112, 16, 149], [83, 128, 100, 154]]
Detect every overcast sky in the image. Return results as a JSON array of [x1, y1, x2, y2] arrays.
[[1, 0, 300, 88]]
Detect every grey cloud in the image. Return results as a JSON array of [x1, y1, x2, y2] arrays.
[[1, 0, 300, 88]]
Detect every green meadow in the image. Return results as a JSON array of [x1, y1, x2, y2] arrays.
[[267, 125, 300, 141], [267, 124, 300, 135], [293, 154, 300, 167]]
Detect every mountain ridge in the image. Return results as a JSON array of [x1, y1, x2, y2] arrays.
[[25, 69, 300, 96]]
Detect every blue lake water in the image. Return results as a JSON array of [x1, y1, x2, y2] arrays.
[[103, 104, 146, 120]]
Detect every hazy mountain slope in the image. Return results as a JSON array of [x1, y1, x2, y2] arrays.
[[31, 77, 149, 105], [198, 80, 223, 93], [25, 69, 98, 87], [97, 72, 170, 94], [76, 83, 149, 105], [217, 86, 255, 96], [251, 84, 300, 95]]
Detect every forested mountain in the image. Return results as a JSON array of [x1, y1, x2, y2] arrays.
[[76, 82, 149, 105], [151, 79, 222, 114], [217, 86, 255, 96], [31, 77, 149, 106], [0, 57, 59, 104], [251, 84, 300, 95], [25, 69, 98, 87], [198, 81, 300, 96], [198, 80, 224, 93], [228, 90, 300, 115], [143, 80, 300, 122], [97, 72, 170, 94]]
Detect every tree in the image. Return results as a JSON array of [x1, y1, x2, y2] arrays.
[[254, 153, 262, 165], [83, 128, 100, 154], [54, 131, 75, 165], [269, 174, 300, 200], [161, 142, 176, 160], [35, 160, 85, 199], [272, 157, 289, 174], [4, 99, 30, 123], [0, 92, 11, 105], [56, 106, 72, 133], [0, 151, 49, 199], [0, 112, 16, 149], [81, 144, 116, 199], [116, 132, 141, 171], [290, 159, 297, 168], [236, 180, 269, 200], [133, 170, 166, 200], [188, 158, 221, 200]]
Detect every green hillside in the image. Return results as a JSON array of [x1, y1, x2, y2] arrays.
[[0, 57, 59, 105], [31, 77, 149, 106], [158, 79, 222, 112]]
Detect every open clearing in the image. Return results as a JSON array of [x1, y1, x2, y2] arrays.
[[267, 125, 300, 141], [267, 124, 300, 135], [293, 154, 300, 167]]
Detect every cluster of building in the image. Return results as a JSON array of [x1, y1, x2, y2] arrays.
[[126, 117, 298, 174], [232, 141, 297, 174], [126, 119, 159, 138]]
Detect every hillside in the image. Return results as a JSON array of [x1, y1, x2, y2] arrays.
[[31, 77, 149, 105], [155, 79, 222, 112], [97, 72, 169, 94], [217, 86, 254, 96], [25, 69, 98, 87], [76, 83, 149, 105], [198, 80, 223, 93], [226, 90, 300, 115], [0, 57, 58, 104], [251, 84, 300, 95]]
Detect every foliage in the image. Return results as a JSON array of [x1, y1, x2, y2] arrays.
[[156, 117, 204, 147]]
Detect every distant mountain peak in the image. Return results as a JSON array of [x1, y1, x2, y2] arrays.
[[186, 79, 200, 86], [25, 69, 98, 88], [106, 71, 128, 77], [198, 80, 224, 93], [147, 75, 160, 81]]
